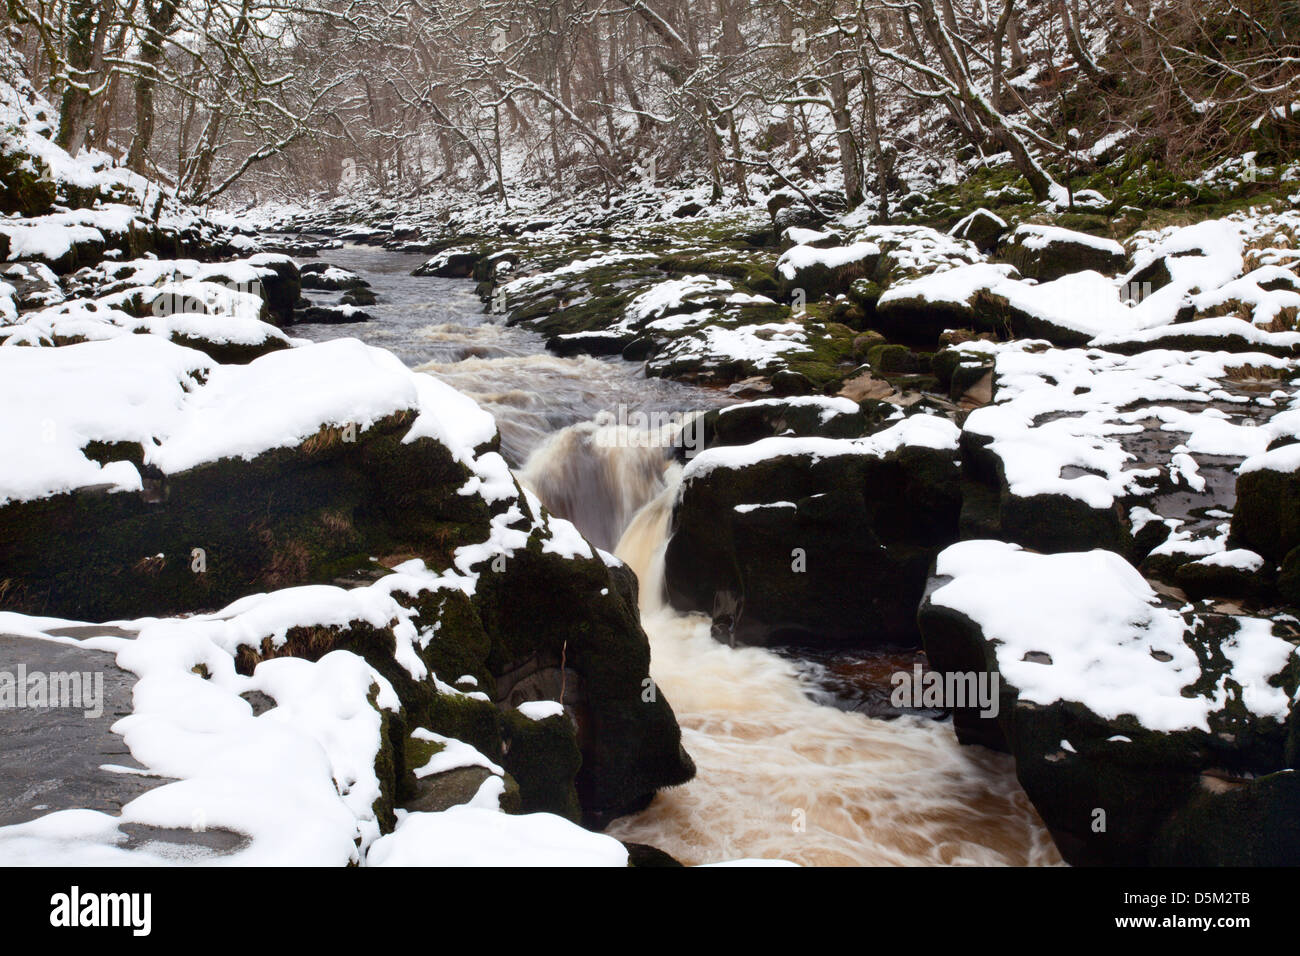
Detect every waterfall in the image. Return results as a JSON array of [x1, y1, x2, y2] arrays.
[[541, 431, 1060, 866], [519, 421, 676, 552]]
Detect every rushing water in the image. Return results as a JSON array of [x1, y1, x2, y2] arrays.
[[293, 245, 729, 466], [294, 241, 1061, 866]]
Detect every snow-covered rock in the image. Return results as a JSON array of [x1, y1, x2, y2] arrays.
[[919, 539, 1300, 865], [1000, 223, 1126, 281], [959, 342, 1293, 560], [1231, 393, 1300, 564], [299, 263, 368, 291], [0, 327, 697, 827], [776, 241, 880, 300], [949, 208, 1007, 254], [665, 412, 962, 646]]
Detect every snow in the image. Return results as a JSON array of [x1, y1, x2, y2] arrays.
[[0, 526, 616, 866], [964, 345, 1294, 508], [540, 516, 595, 560], [647, 322, 812, 375], [1191, 266, 1300, 328], [410, 728, 505, 776], [782, 227, 834, 245], [1124, 218, 1246, 293], [0, 217, 104, 262], [1011, 223, 1124, 256], [305, 266, 360, 285], [681, 413, 959, 482], [1240, 442, 1300, 475], [112, 629, 393, 865], [366, 807, 628, 867], [734, 501, 796, 513], [776, 241, 880, 281], [517, 700, 566, 721], [625, 275, 732, 324], [0, 335, 212, 503], [404, 373, 499, 465], [2, 284, 289, 350], [1091, 317, 1300, 352], [950, 208, 1007, 235], [718, 395, 860, 424], [878, 262, 1018, 309], [930, 540, 1297, 732], [1190, 549, 1266, 572], [150, 339, 418, 473]]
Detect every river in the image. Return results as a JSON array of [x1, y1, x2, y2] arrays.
[[292, 242, 1062, 866]]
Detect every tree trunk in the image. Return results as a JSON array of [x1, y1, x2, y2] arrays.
[[56, 0, 98, 152], [127, 0, 178, 174], [828, 31, 863, 207]]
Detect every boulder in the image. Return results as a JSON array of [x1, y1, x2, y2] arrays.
[[245, 253, 302, 326], [294, 304, 373, 324], [776, 241, 881, 302], [341, 286, 378, 306], [872, 263, 1019, 345], [414, 247, 482, 277], [1000, 223, 1126, 282], [0, 333, 695, 823], [2, 261, 64, 309], [664, 414, 962, 647], [299, 263, 368, 291], [1232, 443, 1300, 563], [919, 540, 1300, 866], [698, 395, 880, 451], [949, 208, 1007, 255]]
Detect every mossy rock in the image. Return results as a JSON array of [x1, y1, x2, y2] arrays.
[[0, 412, 491, 621], [370, 684, 402, 834], [502, 709, 583, 821], [1151, 771, 1300, 866], [1231, 465, 1300, 563], [701, 397, 874, 451], [866, 342, 920, 375], [0, 149, 56, 216], [782, 320, 858, 390], [471, 540, 695, 821]]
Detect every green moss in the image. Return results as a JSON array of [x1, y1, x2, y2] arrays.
[[425, 692, 505, 765], [501, 709, 583, 821], [867, 342, 919, 374], [783, 320, 858, 390], [0, 146, 56, 216], [370, 684, 401, 834], [930, 348, 964, 388], [405, 587, 495, 698]]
